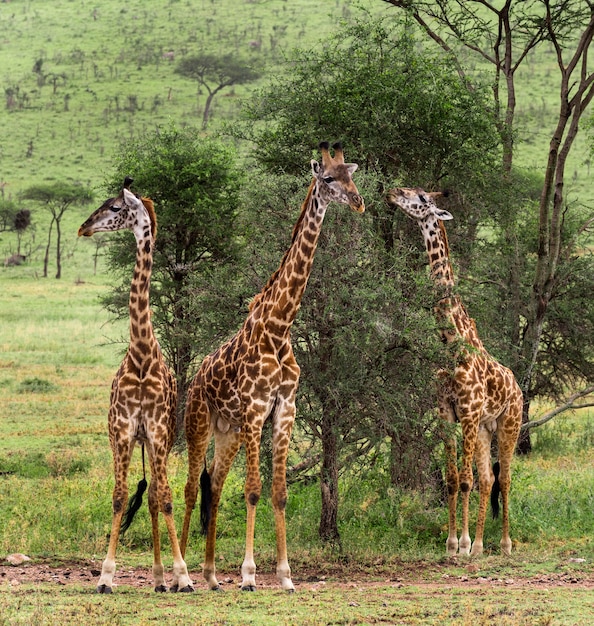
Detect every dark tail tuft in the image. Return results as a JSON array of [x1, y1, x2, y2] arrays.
[[120, 477, 147, 535], [120, 443, 147, 537], [490, 461, 501, 519], [200, 464, 212, 536]]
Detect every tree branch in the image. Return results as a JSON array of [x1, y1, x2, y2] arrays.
[[522, 384, 594, 430]]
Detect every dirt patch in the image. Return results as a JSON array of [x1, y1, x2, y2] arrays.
[[2, 558, 593, 592]]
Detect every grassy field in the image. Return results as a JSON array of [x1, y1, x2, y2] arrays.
[[1, 243, 594, 623]]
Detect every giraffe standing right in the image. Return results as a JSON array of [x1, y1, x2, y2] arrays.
[[180, 142, 364, 592], [386, 186, 522, 556], [78, 179, 193, 593]]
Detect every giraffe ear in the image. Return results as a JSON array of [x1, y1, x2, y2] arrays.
[[311, 160, 321, 176], [435, 209, 454, 221], [346, 163, 358, 174], [122, 188, 137, 204]]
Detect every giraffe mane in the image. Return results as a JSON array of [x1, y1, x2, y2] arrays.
[[140, 197, 157, 239], [249, 179, 315, 312]]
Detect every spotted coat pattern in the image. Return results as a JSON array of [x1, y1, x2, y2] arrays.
[[78, 187, 193, 593], [386, 187, 522, 557], [180, 143, 364, 592]]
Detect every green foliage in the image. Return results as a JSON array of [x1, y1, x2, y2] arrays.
[[100, 124, 246, 422], [235, 12, 500, 191], [21, 183, 93, 207]]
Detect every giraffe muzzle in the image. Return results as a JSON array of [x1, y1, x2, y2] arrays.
[[350, 194, 365, 213]]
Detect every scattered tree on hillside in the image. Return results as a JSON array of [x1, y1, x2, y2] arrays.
[[175, 54, 262, 128], [101, 124, 245, 431], [382, 0, 594, 451], [21, 183, 93, 278]]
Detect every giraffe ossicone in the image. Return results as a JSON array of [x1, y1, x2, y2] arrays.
[[386, 186, 522, 557], [79, 180, 193, 593], [181, 142, 364, 592]]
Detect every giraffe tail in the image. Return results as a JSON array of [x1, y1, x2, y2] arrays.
[[120, 444, 148, 536], [199, 463, 212, 536], [490, 461, 501, 519]]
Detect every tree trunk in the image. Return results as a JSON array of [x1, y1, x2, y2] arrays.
[[43, 217, 55, 278], [55, 215, 62, 279], [319, 402, 340, 545]]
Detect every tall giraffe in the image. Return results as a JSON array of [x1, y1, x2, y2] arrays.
[[386, 187, 522, 557], [78, 180, 193, 593], [180, 142, 364, 592]]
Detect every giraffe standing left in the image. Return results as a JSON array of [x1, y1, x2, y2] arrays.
[[78, 179, 193, 594]]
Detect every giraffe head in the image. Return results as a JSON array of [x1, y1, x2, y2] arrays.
[[386, 187, 452, 223], [78, 177, 157, 239], [311, 142, 364, 213]]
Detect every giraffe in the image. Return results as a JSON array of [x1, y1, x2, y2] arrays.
[[78, 179, 193, 593], [386, 186, 522, 557], [180, 142, 364, 592]]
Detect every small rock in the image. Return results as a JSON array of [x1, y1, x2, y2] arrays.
[[6, 554, 30, 566]]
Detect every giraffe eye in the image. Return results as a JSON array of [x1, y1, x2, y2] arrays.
[[419, 194, 427, 203], [323, 176, 335, 184], [111, 204, 123, 212]]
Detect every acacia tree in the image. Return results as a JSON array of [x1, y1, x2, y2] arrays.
[[382, 0, 594, 450], [175, 54, 261, 128], [21, 183, 93, 278], [232, 15, 501, 542], [101, 124, 245, 430]]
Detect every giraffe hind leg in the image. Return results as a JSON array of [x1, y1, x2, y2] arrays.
[[147, 479, 167, 592], [148, 442, 194, 593], [203, 430, 243, 591]]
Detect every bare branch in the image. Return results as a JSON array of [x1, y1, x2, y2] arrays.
[[522, 384, 594, 430]]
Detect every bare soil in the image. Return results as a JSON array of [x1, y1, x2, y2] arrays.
[[2, 558, 593, 592]]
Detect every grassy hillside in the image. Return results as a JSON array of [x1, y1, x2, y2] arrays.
[[0, 0, 361, 197]]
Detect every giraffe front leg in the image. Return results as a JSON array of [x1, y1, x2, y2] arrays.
[[241, 423, 264, 592], [439, 394, 459, 556], [470, 426, 494, 557], [97, 440, 133, 593], [444, 435, 459, 556], [458, 420, 479, 556], [271, 404, 295, 592]]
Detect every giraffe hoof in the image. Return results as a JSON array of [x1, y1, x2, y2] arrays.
[[210, 585, 224, 592], [96, 584, 112, 594], [241, 585, 256, 592], [170, 584, 178, 593], [178, 585, 194, 593], [154, 585, 168, 593]]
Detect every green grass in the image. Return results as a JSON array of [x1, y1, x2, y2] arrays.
[[2, 581, 594, 625]]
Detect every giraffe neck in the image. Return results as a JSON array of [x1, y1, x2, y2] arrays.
[[418, 216, 455, 294], [127, 224, 158, 368], [251, 179, 329, 335]]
